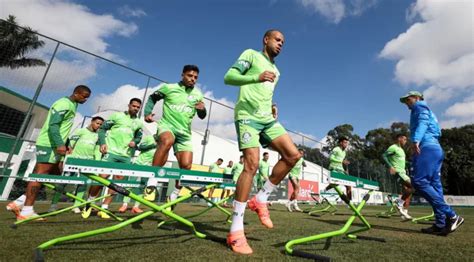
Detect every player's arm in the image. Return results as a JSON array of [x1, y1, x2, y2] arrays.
[[144, 91, 165, 122], [411, 105, 430, 154], [131, 128, 143, 148], [48, 107, 70, 155], [329, 150, 342, 164], [272, 103, 278, 119], [67, 129, 82, 154], [195, 99, 207, 119], [138, 142, 156, 151]]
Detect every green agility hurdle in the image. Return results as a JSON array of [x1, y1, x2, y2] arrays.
[[411, 211, 435, 223], [376, 194, 399, 218], [305, 192, 338, 216], [286, 172, 385, 261], [11, 174, 148, 227], [33, 158, 236, 261]]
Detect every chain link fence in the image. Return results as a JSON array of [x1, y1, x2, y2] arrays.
[[0, 19, 400, 201]]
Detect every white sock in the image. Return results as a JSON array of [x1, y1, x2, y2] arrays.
[[256, 180, 277, 203], [101, 204, 109, 209], [121, 202, 128, 207], [170, 188, 181, 201], [147, 177, 158, 187], [230, 200, 247, 233], [14, 194, 26, 206], [134, 202, 140, 208], [20, 206, 34, 216]]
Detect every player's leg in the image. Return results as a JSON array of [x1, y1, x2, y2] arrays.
[[19, 162, 60, 219], [290, 176, 302, 212], [144, 131, 175, 201], [286, 176, 297, 212]]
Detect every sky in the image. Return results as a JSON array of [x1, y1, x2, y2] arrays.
[[1, 0, 473, 145]]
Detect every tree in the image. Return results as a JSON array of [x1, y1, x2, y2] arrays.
[[0, 15, 46, 69]]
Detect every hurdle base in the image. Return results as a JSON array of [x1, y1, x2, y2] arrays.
[[291, 249, 331, 261], [34, 249, 44, 262], [10, 223, 17, 229]]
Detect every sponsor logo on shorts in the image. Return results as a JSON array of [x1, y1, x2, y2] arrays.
[[36, 150, 47, 156], [242, 132, 252, 144]]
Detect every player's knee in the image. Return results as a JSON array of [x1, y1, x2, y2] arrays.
[[283, 151, 302, 167], [243, 163, 258, 174]]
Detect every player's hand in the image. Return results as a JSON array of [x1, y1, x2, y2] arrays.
[[195, 101, 205, 110], [389, 167, 397, 175], [343, 160, 350, 165], [100, 144, 108, 154], [412, 143, 421, 155], [56, 145, 67, 156], [272, 104, 278, 119], [258, 71, 276, 83], [128, 141, 136, 148], [145, 114, 155, 123]]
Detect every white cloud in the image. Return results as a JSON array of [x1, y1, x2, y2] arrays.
[[379, 0, 474, 127], [0, 0, 139, 92], [297, 0, 378, 24], [118, 5, 147, 18]]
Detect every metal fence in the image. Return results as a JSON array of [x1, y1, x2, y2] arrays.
[[0, 19, 401, 200]]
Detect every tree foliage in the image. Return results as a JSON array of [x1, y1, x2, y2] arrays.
[[0, 15, 46, 69]]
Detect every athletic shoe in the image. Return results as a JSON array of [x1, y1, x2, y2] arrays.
[[144, 186, 157, 201], [293, 202, 303, 212], [118, 205, 128, 213], [97, 211, 111, 219], [227, 230, 253, 255], [399, 208, 412, 219], [16, 213, 46, 222], [393, 199, 404, 214], [6, 202, 21, 217], [72, 207, 81, 214], [131, 206, 144, 214], [447, 215, 464, 232], [286, 201, 293, 212], [421, 225, 446, 236], [82, 205, 92, 219], [248, 196, 273, 229]]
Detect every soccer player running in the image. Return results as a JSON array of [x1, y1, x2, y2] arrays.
[[287, 148, 306, 212], [7, 85, 91, 220], [382, 134, 414, 220], [84, 98, 144, 219], [255, 152, 270, 191], [400, 91, 464, 235], [118, 135, 158, 213], [329, 136, 352, 200], [48, 116, 104, 213], [224, 29, 302, 254], [207, 158, 224, 205], [142, 65, 207, 204], [232, 156, 244, 185], [220, 160, 234, 207]]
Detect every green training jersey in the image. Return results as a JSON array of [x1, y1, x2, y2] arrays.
[[209, 162, 221, 173], [232, 162, 244, 182], [99, 112, 143, 158], [36, 97, 77, 148], [69, 127, 99, 160], [289, 157, 304, 178], [230, 49, 280, 123], [145, 82, 204, 134], [135, 135, 157, 166], [224, 166, 233, 175], [383, 144, 406, 175], [258, 159, 270, 178], [329, 146, 346, 172]]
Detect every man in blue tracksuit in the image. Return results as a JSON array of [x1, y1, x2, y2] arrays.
[[400, 91, 464, 235]]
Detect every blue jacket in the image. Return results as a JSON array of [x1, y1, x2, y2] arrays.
[[410, 101, 441, 146]]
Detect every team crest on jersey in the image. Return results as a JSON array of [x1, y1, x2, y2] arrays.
[[187, 95, 195, 101], [241, 132, 252, 144]]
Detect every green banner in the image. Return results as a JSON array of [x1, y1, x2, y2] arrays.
[[330, 171, 379, 190]]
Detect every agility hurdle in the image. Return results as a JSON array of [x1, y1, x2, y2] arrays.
[[286, 171, 385, 261], [304, 192, 338, 216], [376, 194, 399, 218], [33, 158, 235, 261]]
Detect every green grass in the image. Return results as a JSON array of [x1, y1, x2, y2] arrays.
[[1, 202, 473, 261]]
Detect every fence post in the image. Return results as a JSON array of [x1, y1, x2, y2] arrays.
[[1, 42, 61, 177], [200, 100, 213, 165]]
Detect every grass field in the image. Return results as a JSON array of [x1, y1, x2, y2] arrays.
[[1, 202, 473, 261]]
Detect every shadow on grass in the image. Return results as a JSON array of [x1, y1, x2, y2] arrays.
[[305, 217, 423, 234]]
